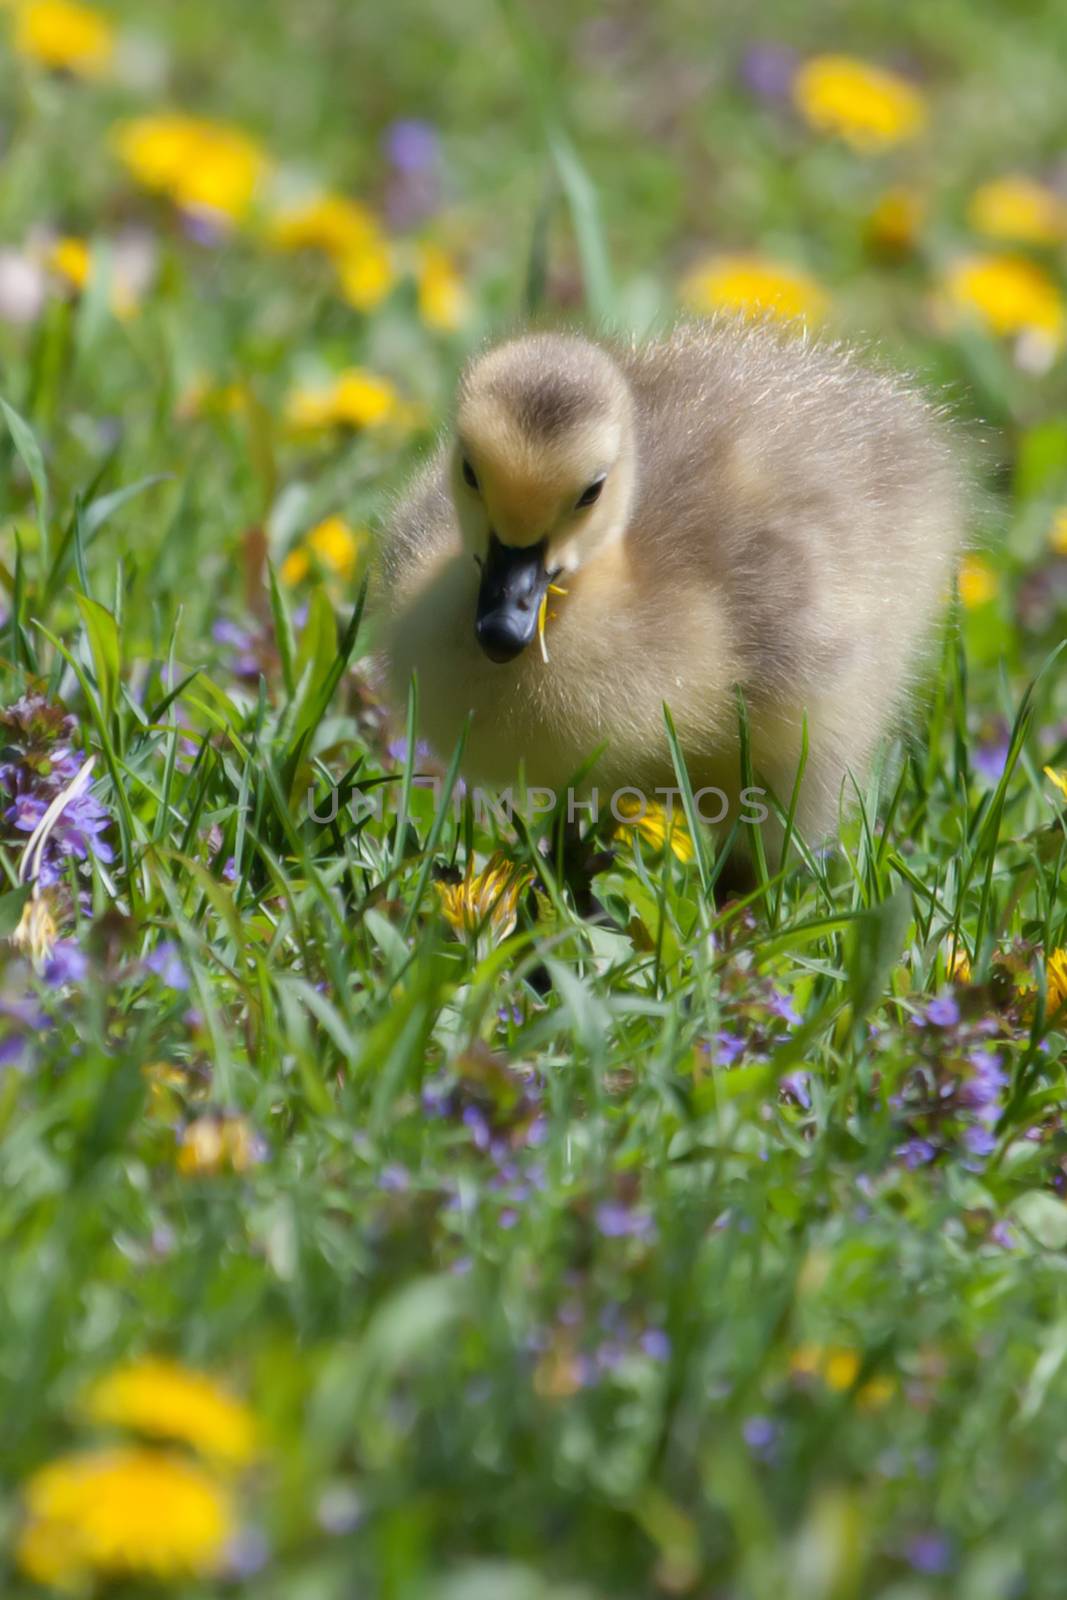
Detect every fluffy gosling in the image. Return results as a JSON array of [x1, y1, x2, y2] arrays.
[[377, 320, 965, 857]]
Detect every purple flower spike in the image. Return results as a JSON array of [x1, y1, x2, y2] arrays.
[[44, 941, 89, 986], [144, 941, 189, 991], [743, 1415, 779, 1456], [905, 1532, 953, 1575], [640, 1328, 671, 1361], [926, 994, 960, 1028], [384, 119, 439, 173], [739, 43, 799, 101]]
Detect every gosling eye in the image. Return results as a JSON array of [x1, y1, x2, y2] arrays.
[[461, 458, 480, 492], [575, 473, 606, 509]]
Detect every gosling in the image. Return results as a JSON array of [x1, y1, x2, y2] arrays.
[[377, 320, 964, 858]]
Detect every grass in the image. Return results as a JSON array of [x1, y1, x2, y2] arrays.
[[2, 0, 1067, 1595]]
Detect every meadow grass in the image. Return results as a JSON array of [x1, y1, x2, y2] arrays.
[[1, 1, 1067, 1595]]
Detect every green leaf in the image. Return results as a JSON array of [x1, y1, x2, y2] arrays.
[[74, 593, 120, 720], [0, 885, 33, 937], [1, 397, 50, 553], [846, 886, 912, 1025], [267, 559, 297, 698]]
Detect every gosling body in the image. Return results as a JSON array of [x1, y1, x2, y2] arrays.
[[378, 321, 964, 848]]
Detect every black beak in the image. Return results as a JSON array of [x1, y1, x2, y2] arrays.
[[475, 534, 556, 664]]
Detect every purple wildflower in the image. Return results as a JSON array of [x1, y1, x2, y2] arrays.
[[960, 1049, 1007, 1118], [0, 696, 113, 888], [383, 119, 442, 229], [742, 1415, 779, 1456], [44, 941, 89, 985], [768, 989, 802, 1026], [780, 1069, 812, 1109], [713, 1030, 746, 1066], [897, 1136, 937, 1168], [926, 994, 961, 1028], [640, 1328, 671, 1361], [963, 1124, 997, 1161], [904, 1532, 953, 1575], [594, 1201, 655, 1240], [972, 717, 1011, 784], [739, 43, 798, 100], [144, 942, 189, 991]]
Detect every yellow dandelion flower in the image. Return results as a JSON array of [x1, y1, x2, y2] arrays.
[[267, 192, 379, 257], [308, 515, 367, 580], [946, 942, 972, 985], [47, 235, 92, 292], [1048, 948, 1067, 1018], [682, 253, 827, 323], [285, 367, 400, 432], [435, 853, 533, 943], [942, 253, 1064, 346], [1045, 767, 1067, 803], [82, 1357, 257, 1469], [11, 893, 58, 967], [13, 0, 114, 77], [614, 795, 694, 863], [417, 243, 468, 331], [16, 1447, 234, 1586], [968, 176, 1067, 247], [789, 1344, 893, 1408], [794, 55, 925, 151], [279, 546, 310, 585], [113, 114, 268, 222], [957, 555, 998, 608], [45, 235, 139, 318], [865, 187, 924, 257], [177, 1113, 263, 1177], [1050, 508, 1067, 557], [335, 238, 395, 311]]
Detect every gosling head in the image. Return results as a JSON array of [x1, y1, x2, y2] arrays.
[[452, 334, 637, 664]]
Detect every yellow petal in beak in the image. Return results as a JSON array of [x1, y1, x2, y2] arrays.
[[536, 582, 568, 664]]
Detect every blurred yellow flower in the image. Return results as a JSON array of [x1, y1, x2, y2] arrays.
[[957, 556, 998, 608], [1044, 767, 1067, 803], [793, 55, 925, 151], [435, 853, 533, 942], [1050, 508, 1067, 556], [16, 1447, 234, 1586], [790, 1343, 894, 1407], [268, 192, 379, 256], [968, 176, 1067, 246], [47, 235, 91, 291], [267, 192, 395, 311], [281, 516, 367, 584], [865, 187, 924, 257], [13, 0, 114, 76], [177, 1113, 263, 1177], [279, 546, 310, 586], [1048, 948, 1067, 1017], [946, 942, 972, 985], [614, 796, 694, 863], [114, 114, 268, 222], [417, 243, 468, 331], [336, 237, 395, 311], [45, 235, 138, 317], [285, 367, 401, 431], [682, 254, 827, 323], [942, 253, 1064, 346], [83, 1357, 257, 1469]]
